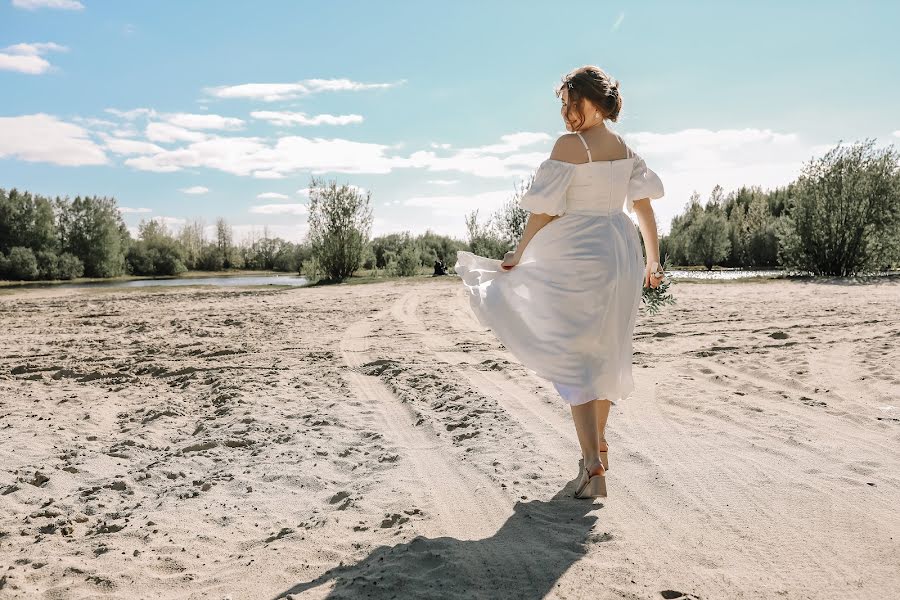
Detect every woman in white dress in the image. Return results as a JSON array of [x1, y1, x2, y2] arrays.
[[454, 65, 666, 499]]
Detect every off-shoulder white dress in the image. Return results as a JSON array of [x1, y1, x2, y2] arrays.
[[454, 132, 665, 406]]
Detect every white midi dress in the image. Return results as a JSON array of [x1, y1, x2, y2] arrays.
[[454, 132, 665, 406]]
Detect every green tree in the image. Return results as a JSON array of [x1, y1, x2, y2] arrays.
[[464, 209, 507, 259], [126, 218, 187, 276], [0, 188, 58, 254], [686, 209, 731, 270], [777, 139, 900, 275], [306, 177, 373, 281], [3, 247, 40, 280], [56, 195, 128, 278]]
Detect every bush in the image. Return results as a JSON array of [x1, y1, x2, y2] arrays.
[[34, 249, 59, 280], [777, 139, 900, 276], [126, 243, 156, 275], [197, 244, 225, 271], [153, 246, 187, 276], [273, 244, 300, 272], [685, 211, 731, 270], [301, 256, 322, 279], [391, 244, 420, 276], [55, 253, 84, 280], [126, 239, 187, 276], [306, 177, 373, 281], [464, 209, 508, 259], [5, 246, 39, 280]]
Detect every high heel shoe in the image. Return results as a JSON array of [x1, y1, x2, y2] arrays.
[[574, 464, 607, 499], [581, 448, 609, 473]]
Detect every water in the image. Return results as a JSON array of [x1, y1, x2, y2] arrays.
[[11, 274, 311, 290], [666, 268, 900, 280], [666, 269, 793, 280]]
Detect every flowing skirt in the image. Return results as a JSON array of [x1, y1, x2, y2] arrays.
[[454, 211, 645, 406]]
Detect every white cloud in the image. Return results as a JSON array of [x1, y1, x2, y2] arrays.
[[612, 12, 625, 31], [0, 42, 68, 74], [427, 179, 459, 185], [251, 111, 364, 127], [100, 135, 165, 156], [4, 42, 69, 55], [618, 127, 835, 234], [257, 192, 289, 200], [204, 78, 403, 102], [296, 187, 311, 197], [893, 130, 900, 138], [105, 107, 157, 120], [0, 53, 51, 74], [145, 122, 209, 143], [111, 127, 140, 137], [394, 132, 553, 177], [473, 132, 552, 154], [249, 203, 309, 215], [124, 134, 397, 176], [12, 0, 84, 10], [118, 207, 152, 214], [0, 113, 107, 166], [116, 129, 555, 180], [149, 216, 187, 229], [404, 190, 513, 217], [180, 186, 210, 195], [72, 116, 118, 128], [212, 223, 310, 245], [163, 112, 245, 131], [252, 170, 287, 179], [123, 156, 181, 172]]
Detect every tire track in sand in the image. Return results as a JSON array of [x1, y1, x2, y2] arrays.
[[387, 287, 732, 592], [390, 289, 578, 466], [339, 302, 512, 540]]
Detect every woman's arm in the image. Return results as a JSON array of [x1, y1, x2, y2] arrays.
[[519, 212, 559, 252], [501, 212, 557, 270], [632, 198, 659, 262], [632, 198, 664, 288]]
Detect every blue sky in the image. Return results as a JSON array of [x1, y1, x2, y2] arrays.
[[2, 0, 898, 243]]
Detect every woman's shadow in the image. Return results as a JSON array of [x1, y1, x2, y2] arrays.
[[274, 478, 608, 599]]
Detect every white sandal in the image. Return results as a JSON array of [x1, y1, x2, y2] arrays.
[[574, 464, 607, 499]]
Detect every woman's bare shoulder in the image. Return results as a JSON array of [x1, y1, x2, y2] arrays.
[[548, 133, 586, 163]]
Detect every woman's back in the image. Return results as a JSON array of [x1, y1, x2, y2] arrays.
[[550, 128, 632, 164]]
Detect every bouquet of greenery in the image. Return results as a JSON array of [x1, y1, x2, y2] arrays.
[[641, 253, 676, 315]]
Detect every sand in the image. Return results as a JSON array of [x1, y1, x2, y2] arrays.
[[0, 276, 898, 599]]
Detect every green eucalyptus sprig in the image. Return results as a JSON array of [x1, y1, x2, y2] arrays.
[[641, 253, 676, 315]]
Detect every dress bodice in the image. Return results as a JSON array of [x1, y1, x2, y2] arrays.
[[519, 131, 664, 217], [553, 158, 638, 216]]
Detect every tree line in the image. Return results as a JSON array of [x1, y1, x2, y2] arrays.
[[462, 139, 900, 277], [2, 139, 897, 283]]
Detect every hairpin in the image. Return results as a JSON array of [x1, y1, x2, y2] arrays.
[[567, 81, 574, 89]]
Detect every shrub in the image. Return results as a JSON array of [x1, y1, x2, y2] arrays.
[[777, 139, 900, 276], [55, 253, 84, 280], [5, 246, 39, 280]]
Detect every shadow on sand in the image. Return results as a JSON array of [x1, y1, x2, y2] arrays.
[[273, 475, 610, 599]]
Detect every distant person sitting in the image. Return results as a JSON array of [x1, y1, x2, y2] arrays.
[[433, 258, 448, 276]]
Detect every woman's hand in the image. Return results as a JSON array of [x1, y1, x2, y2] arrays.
[[500, 251, 520, 271], [644, 260, 664, 288]]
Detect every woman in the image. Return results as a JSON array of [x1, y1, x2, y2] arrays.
[[454, 65, 666, 499]]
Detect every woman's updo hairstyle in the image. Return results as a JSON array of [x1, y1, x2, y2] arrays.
[[556, 65, 622, 129]]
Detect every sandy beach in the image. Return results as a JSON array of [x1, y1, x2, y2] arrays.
[[0, 276, 898, 599]]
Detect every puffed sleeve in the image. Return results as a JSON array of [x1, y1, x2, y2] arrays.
[[519, 159, 577, 216], [626, 154, 665, 214]]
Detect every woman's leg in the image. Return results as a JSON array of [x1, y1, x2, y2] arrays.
[[570, 399, 609, 477], [595, 399, 611, 452]]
